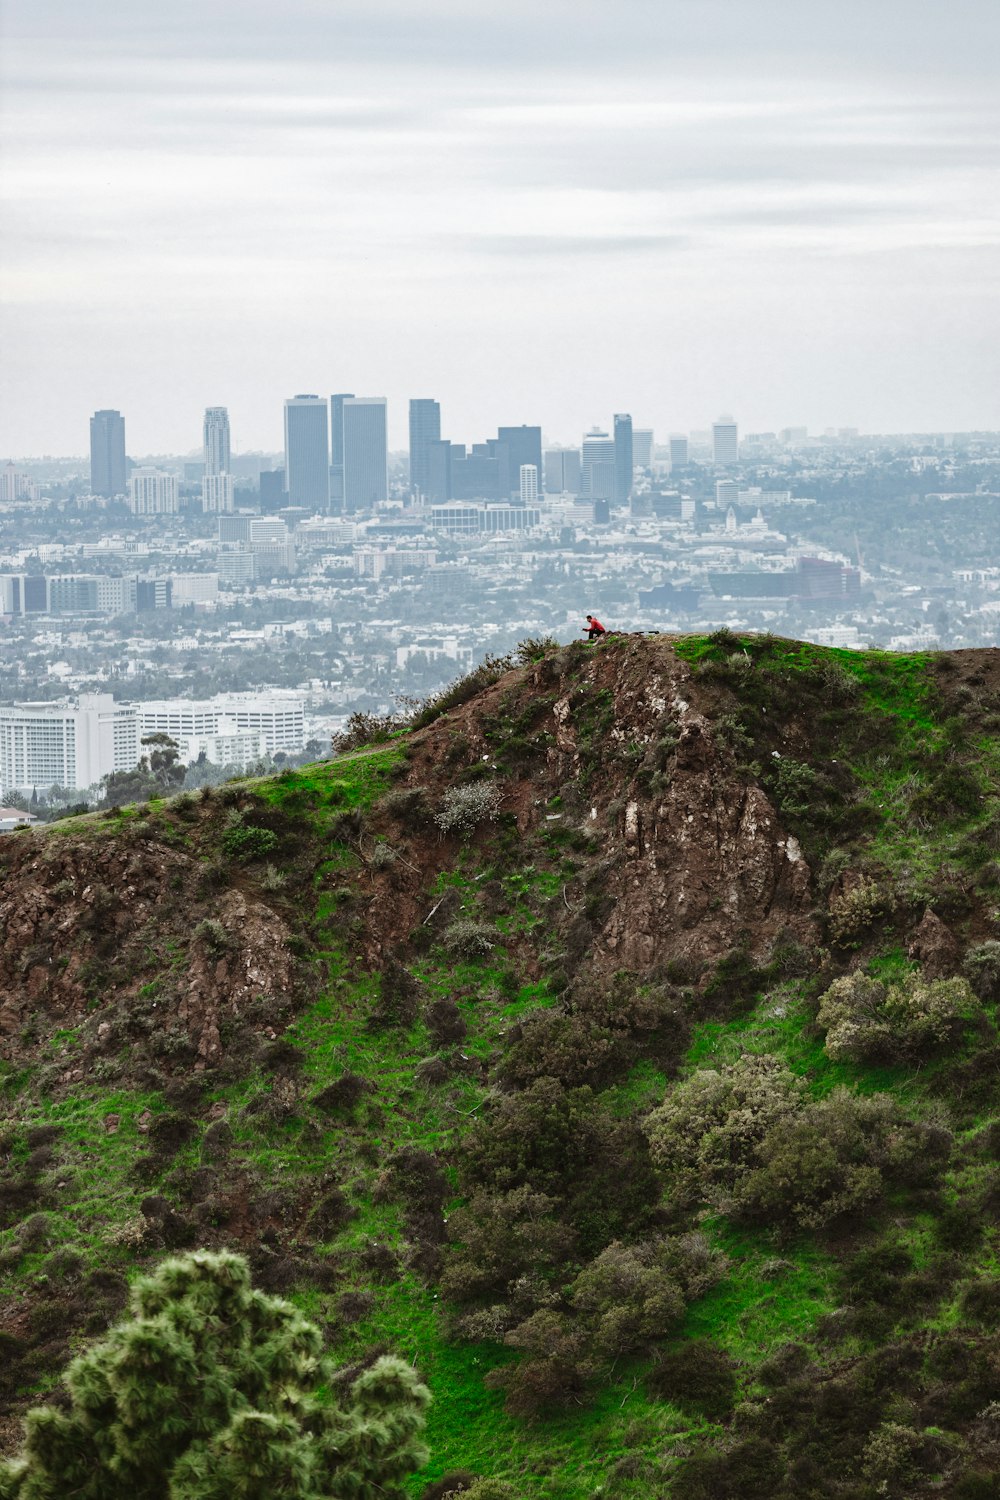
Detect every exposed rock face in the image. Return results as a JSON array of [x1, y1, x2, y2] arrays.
[[0, 835, 296, 1070], [907, 908, 961, 979]]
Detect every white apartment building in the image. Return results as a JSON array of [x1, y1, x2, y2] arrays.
[[138, 693, 305, 754], [129, 469, 179, 515], [0, 694, 139, 795], [201, 472, 234, 514], [175, 725, 268, 771]]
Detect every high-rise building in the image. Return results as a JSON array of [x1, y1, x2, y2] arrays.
[[519, 464, 539, 503], [581, 429, 616, 501], [544, 450, 582, 494], [259, 469, 286, 513], [342, 398, 388, 512], [712, 415, 739, 466], [408, 398, 441, 500], [633, 429, 654, 468], [203, 407, 231, 476], [426, 440, 453, 502], [90, 409, 127, 498], [669, 436, 689, 469], [329, 393, 355, 510], [284, 395, 329, 509], [129, 468, 178, 515], [613, 414, 634, 505], [496, 425, 543, 500], [0, 694, 140, 795], [202, 473, 235, 514]]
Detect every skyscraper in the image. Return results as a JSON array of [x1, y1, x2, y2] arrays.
[[203, 407, 231, 476], [329, 393, 355, 510], [633, 429, 654, 468], [581, 429, 616, 501], [343, 398, 388, 512], [284, 396, 329, 509], [613, 413, 634, 505], [712, 415, 739, 465], [669, 436, 689, 469], [519, 464, 539, 504], [409, 399, 441, 500], [496, 425, 543, 500], [90, 409, 127, 497], [544, 449, 582, 494]]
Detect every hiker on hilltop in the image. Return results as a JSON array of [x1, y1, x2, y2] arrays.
[[582, 614, 607, 642]]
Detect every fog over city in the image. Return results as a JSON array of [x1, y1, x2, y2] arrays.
[[2, 0, 999, 452]]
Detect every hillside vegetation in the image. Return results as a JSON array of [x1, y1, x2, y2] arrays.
[[2, 632, 1000, 1499]]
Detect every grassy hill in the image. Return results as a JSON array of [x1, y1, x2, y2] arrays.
[[2, 632, 1000, 1498]]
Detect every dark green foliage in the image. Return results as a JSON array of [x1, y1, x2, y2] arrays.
[[645, 1054, 950, 1231], [963, 940, 1000, 1001], [0, 1249, 430, 1499], [646, 1338, 737, 1416], [408, 654, 516, 731], [220, 820, 280, 862]]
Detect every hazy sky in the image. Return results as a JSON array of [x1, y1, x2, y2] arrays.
[[2, 0, 998, 456]]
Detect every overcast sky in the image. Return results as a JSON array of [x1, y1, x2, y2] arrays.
[[2, 0, 998, 456]]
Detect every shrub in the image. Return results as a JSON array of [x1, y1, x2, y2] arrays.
[[370, 958, 420, 1030], [0, 1249, 430, 1499], [645, 1055, 950, 1230], [434, 782, 504, 838], [425, 998, 467, 1047], [193, 917, 230, 953], [333, 710, 405, 753], [220, 818, 279, 863], [963, 940, 1000, 1001], [816, 969, 983, 1064], [382, 786, 432, 831], [515, 636, 559, 665], [259, 864, 287, 892], [408, 655, 516, 731], [827, 876, 895, 947], [442, 920, 498, 960], [646, 1338, 737, 1416]]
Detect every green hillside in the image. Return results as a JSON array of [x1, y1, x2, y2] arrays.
[[2, 632, 1000, 1498]]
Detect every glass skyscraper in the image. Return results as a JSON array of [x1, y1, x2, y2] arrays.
[[203, 407, 231, 476], [408, 398, 441, 500], [284, 395, 329, 508], [343, 398, 388, 512], [89, 409, 127, 498]]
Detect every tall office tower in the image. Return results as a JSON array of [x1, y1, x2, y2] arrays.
[[633, 429, 654, 468], [203, 407, 231, 476], [613, 414, 634, 505], [259, 469, 286, 512], [343, 398, 388, 512], [519, 464, 539, 503], [712, 415, 739, 465], [544, 449, 582, 494], [669, 436, 689, 469], [284, 395, 329, 509], [89, 409, 127, 497], [329, 393, 355, 510], [581, 429, 616, 501], [408, 398, 441, 500], [496, 425, 542, 500], [426, 440, 453, 502]]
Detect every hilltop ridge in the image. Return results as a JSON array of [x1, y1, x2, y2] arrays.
[[2, 632, 1000, 1498]]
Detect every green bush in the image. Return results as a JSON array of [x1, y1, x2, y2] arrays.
[[442, 920, 498, 959], [220, 820, 279, 863], [0, 1249, 430, 1500], [644, 1054, 950, 1230], [827, 875, 895, 947], [963, 940, 1000, 1001], [816, 969, 983, 1064]]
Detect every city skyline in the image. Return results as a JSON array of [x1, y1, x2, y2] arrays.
[[2, 0, 998, 455]]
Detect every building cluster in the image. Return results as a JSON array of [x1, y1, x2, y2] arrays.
[[3, 410, 1000, 806], [0, 690, 306, 797]]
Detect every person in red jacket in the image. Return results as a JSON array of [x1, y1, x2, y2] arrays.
[[583, 614, 607, 642]]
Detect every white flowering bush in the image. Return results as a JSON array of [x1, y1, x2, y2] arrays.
[[434, 781, 503, 839], [816, 969, 981, 1064]]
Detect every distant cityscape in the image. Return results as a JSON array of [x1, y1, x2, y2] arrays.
[[2, 395, 1000, 806]]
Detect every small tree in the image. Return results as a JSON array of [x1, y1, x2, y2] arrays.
[[0, 1249, 430, 1500]]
